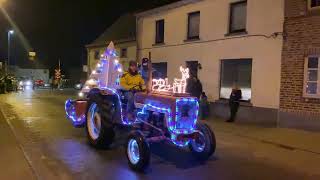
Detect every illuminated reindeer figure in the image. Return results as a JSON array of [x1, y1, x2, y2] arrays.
[[173, 66, 190, 94]]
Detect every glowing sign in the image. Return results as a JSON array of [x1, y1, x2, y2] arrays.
[[152, 78, 172, 92], [152, 66, 189, 94]]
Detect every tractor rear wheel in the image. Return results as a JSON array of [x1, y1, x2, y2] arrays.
[[86, 92, 115, 149]]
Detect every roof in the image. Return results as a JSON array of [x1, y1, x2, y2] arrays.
[[86, 14, 136, 48], [135, 0, 202, 18]]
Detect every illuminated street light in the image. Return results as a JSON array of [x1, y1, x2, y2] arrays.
[[7, 29, 14, 74]]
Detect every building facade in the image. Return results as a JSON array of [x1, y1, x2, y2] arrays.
[[137, 0, 285, 125], [280, 0, 320, 130], [86, 14, 137, 74], [10, 66, 50, 83]]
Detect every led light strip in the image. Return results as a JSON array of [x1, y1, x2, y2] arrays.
[[65, 99, 86, 126]]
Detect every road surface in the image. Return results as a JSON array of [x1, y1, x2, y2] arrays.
[[0, 89, 319, 180]]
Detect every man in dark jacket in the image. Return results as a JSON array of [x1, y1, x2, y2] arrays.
[[227, 83, 242, 122], [186, 73, 202, 99]]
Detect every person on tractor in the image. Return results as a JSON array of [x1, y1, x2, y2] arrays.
[[120, 60, 146, 120]]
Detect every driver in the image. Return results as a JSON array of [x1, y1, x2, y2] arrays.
[[120, 60, 145, 120]]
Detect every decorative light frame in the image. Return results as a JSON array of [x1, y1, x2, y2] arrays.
[[136, 97, 199, 147], [152, 66, 190, 94]]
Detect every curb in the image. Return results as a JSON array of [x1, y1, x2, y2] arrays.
[[204, 119, 320, 155]]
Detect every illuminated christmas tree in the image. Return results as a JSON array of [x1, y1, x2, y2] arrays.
[[79, 42, 123, 97]]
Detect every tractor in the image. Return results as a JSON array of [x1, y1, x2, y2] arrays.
[[65, 42, 216, 171]]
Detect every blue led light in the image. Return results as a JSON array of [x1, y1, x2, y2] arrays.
[[136, 98, 199, 147], [175, 98, 199, 132], [65, 99, 86, 126], [100, 87, 134, 125]]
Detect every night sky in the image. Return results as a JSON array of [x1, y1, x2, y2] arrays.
[[0, 0, 177, 77]]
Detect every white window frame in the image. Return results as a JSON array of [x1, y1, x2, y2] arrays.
[[308, 0, 320, 10], [303, 56, 320, 98]]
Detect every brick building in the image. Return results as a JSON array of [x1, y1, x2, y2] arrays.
[[280, 0, 320, 130]]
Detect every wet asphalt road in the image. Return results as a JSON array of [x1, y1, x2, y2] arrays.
[[0, 89, 318, 180]]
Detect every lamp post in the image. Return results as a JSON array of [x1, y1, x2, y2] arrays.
[[7, 30, 14, 74]]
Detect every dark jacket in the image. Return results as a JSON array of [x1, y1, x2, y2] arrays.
[[229, 89, 242, 103], [186, 77, 203, 99]]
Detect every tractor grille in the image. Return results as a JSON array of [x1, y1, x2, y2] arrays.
[[175, 98, 199, 130]]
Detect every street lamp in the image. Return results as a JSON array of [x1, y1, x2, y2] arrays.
[[7, 29, 14, 73]]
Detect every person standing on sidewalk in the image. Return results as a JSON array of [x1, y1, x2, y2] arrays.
[[186, 73, 203, 99], [200, 91, 210, 119], [227, 82, 242, 122]]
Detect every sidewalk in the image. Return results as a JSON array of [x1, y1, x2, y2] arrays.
[[0, 111, 35, 179], [206, 118, 320, 155]]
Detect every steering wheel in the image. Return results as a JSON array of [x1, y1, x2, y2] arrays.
[[129, 85, 143, 92]]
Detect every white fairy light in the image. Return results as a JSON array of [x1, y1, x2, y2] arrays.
[[87, 79, 96, 85], [78, 92, 84, 97]]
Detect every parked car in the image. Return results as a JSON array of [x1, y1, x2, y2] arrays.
[[34, 79, 45, 88], [18, 78, 34, 90], [74, 82, 83, 90]]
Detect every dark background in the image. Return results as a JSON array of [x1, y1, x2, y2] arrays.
[[0, 0, 178, 77]]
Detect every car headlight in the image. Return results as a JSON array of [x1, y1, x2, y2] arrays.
[[19, 81, 23, 86], [25, 81, 32, 86]]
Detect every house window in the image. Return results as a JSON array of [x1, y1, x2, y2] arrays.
[[304, 56, 320, 97], [220, 59, 252, 101], [155, 19, 165, 44], [309, 0, 320, 9], [94, 50, 100, 60], [152, 62, 167, 79], [187, 11, 200, 40], [229, 1, 247, 33], [186, 61, 199, 77], [120, 48, 127, 58]]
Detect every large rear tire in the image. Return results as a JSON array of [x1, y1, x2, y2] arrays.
[[126, 131, 150, 172], [86, 91, 115, 149], [189, 122, 216, 161]]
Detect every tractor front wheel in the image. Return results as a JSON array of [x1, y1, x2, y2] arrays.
[[126, 131, 150, 172], [189, 122, 216, 161]]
